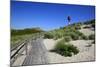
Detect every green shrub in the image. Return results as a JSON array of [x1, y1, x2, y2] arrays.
[[64, 36, 71, 42], [64, 29, 88, 40], [44, 32, 54, 39], [54, 40, 79, 57], [53, 33, 62, 40], [83, 26, 91, 29], [91, 22, 95, 28], [74, 30, 83, 36], [74, 25, 81, 30], [89, 34, 95, 40], [73, 30, 88, 40], [55, 32, 62, 39], [64, 32, 71, 36], [51, 30, 64, 40], [92, 40, 95, 44], [64, 30, 80, 40], [66, 44, 79, 55], [71, 23, 81, 30], [81, 35, 88, 40], [70, 32, 79, 40]]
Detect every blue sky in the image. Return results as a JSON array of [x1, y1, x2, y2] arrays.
[[11, 1, 95, 31]]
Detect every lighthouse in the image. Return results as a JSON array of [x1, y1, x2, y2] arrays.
[[67, 16, 71, 25]]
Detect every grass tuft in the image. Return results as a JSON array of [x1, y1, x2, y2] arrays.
[[51, 40, 79, 57]]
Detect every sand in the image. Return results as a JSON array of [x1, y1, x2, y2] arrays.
[[79, 29, 95, 36], [43, 39, 95, 64], [79, 25, 95, 36], [43, 28, 95, 64]]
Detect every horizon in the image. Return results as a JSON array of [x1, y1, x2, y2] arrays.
[[11, 19, 95, 31], [11, 1, 95, 31]]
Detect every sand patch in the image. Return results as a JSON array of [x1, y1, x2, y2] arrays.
[[43, 39, 95, 63]]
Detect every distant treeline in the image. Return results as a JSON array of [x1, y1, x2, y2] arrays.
[[11, 28, 44, 36]]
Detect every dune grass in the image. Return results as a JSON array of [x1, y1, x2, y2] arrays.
[[88, 34, 95, 40], [44, 27, 88, 41], [50, 39, 79, 57], [11, 34, 36, 48]]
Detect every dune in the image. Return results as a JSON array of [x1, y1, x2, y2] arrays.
[[43, 39, 95, 63]]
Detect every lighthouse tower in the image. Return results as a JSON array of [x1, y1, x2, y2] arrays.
[[67, 16, 71, 25]]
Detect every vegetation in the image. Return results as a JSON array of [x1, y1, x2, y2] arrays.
[[88, 34, 95, 40], [83, 25, 91, 29], [51, 40, 79, 57], [65, 29, 88, 40], [91, 22, 95, 28], [70, 32, 79, 40], [11, 19, 95, 49], [44, 29, 65, 40], [44, 32, 54, 39], [64, 36, 71, 42], [11, 27, 43, 36], [81, 34, 88, 40], [83, 20, 95, 29], [74, 24, 81, 30], [11, 34, 41, 48], [11, 27, 44, 48], [84, 19, 95, 25], [48, 20, 95, 57], [44, 26, 87, 41], [11, 34, 31, 48], [44, 19, 95, 41], [92, 40, 95, 44]]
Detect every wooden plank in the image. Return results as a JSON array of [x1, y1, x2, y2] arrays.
[[22, 38, 48, 66]]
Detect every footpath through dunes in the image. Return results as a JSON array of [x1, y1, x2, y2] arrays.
[[22, 37, 48, 66]]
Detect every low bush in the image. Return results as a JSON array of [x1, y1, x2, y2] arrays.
[[70, 32, 79, 40], [53, 40, 79, 57], [74, 30, 83, 36], [55, 32, 62, 39], [89, 34, 95, 40], [74, 30, 88, 40], [92, 40, 95, 44], [71, 23, 81, 30], [44, 32, 54, 39], [83, 26, 91, 29], [64, 36, 71, 42], [74, 25, 81, 30], [81, 35, 88, 40], [63, 29, 88, 40], [64, 30, 81, 40], [91, 22, 95, 28], [51, 30, 65, 40], [66, 44, 79, 55]]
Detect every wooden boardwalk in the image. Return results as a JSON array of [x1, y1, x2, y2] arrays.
[[22, 37, 48, 66]]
